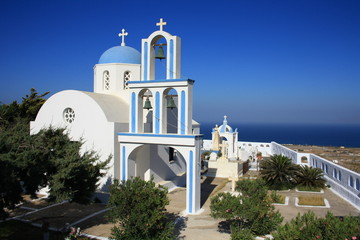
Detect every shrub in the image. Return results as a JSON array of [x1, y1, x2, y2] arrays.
[[231, 227, 255, 240], [211, 179, 283, 236], [269, 191, 285, 204], [107, 177, 174, 240], [273, 211, 360, 240], [260, 155, 299, 190], [295, 165, 326, 189]]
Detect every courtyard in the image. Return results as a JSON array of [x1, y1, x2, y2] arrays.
[[3, 176, 360, 240]]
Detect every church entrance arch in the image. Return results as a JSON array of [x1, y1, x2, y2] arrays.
[[127, 143, 186, 186], [119, 139, 201, 214]]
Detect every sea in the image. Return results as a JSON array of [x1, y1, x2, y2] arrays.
[[200, 123, 360, 148]]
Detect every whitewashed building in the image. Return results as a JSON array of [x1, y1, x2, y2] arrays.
[[31, 19, 202, 214]]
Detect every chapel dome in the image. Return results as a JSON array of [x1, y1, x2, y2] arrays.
[[98, 46, 141, 64], [218, 116, 233, 133]]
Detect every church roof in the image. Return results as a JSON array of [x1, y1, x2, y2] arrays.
[[219, 116, 233, 133], [98, 46, 141, 64], [80, 91, 129, 123]]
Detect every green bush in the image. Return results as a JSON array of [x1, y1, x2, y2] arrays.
[[273, 211, 360, 240], [295, 165, 326, 189], [211, 179, 283, 236], [107, 177, 174, 240], [269, 191, 285, 204], [260, 155, 299, 190], [231, 227, 255, 240]]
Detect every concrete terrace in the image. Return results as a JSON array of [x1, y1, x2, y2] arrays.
[[6, 176, 360, 240]]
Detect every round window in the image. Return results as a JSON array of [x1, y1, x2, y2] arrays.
[[63, 108, 75, 123]]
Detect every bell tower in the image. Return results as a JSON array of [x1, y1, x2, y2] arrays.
[[128, 18, 192, 135], [141, 18, 181, 80], [119, 19, 202, 215]]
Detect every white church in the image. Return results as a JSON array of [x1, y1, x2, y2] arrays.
[[30, 19, 202, 214], [30, 18, 360, 214]]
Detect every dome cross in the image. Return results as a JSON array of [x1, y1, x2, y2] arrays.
[[156, 18, 167, 31], [118, 28, 128, 46]]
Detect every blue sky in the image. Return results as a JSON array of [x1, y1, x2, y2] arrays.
[[1, 0, 359, 125]]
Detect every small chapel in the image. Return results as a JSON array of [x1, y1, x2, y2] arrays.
[[30, 19, 202, 214]]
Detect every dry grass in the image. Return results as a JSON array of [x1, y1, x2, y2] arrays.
[[298, 195, 325, 206]]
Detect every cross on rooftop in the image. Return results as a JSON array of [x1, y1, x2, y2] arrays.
[[156, 18, 167, 31], [118, 28, 128, 46]]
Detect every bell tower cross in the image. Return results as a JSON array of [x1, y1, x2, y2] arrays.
[[156, 18, 167, 31]]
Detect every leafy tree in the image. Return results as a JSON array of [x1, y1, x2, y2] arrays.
[[0, 89, 108, 218], [0, 88, 49, 130], [273, 211, 360, 240], [210, 178, 283, 236], [33, 127, 109, 204], [107, 177, 175, 240], [0, 159, 22, 219], [294, 165, 326, 190], [260, 155, 300, 189]]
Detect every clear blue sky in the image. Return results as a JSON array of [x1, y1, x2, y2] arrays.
[[1, 0, 359, 125]]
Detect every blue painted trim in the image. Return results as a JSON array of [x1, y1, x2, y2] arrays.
[[128, 78, 194, 84], [131, 92, 136, 133], [144, 42, 148, 80], [170, 39, 174, 79], [181, 91, 186, 134], [118, 132, 203, 138], [189, 150, 193, 213], [122, 146, 126, 181], [155, 92, 160, 133]]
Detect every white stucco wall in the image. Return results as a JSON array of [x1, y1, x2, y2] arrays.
[[30, 90, 129, 190]]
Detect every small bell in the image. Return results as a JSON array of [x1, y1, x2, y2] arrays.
[[167, 96, 176, 110], [155, 45, 166, 60], [143, 97, 152, 110]]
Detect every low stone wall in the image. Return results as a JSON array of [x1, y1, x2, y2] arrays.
[[271, 142, 360, 211]]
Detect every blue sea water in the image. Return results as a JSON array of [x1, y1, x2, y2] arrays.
[[200, 123, 360, 148]]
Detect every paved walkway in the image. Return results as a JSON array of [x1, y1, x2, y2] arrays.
[[167, 177, 231, 240], [274, 188, 360, 222], [7, 177, 360, 240]]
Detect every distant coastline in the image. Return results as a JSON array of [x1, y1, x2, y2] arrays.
[[200, 123, 360, 148]]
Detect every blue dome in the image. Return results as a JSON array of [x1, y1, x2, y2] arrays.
[[98, 46, 141, 64]]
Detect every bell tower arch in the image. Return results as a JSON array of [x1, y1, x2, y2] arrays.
[[141, 18, 181, 80]]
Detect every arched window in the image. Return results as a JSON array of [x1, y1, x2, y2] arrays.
[[349, 176, 354, 188], [333, 169, 337, 179], [356, 179, 360, 191], [338, 170, 342, 181], [325, 165, 328, 174], [103, 71, 110, 90], [124, 71, 131, 89]]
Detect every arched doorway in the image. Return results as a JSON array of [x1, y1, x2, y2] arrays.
[[127, 144, 187, 186]]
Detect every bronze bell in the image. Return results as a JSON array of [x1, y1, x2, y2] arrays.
[[155, 46, 166, 60], [143, 97, 152, 110], [167, 96, 176, 110]]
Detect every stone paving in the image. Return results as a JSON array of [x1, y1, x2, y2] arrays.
[[6, 177, 360, 239]]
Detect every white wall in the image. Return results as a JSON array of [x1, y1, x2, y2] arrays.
[[271, 142, 360, 210], [30, 90, 129, 191]]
